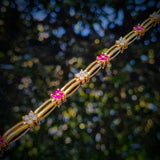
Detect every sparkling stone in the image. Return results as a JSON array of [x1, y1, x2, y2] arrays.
[[28, 119, 33, 124], [80, 76, 84, 80], [83, 73, 88, 77], [76, 74, 80, 78], [150, 12, 159, 19], [51, 89, 64, 100], [97, 53, 109, 61], [32, 116, 37, 121], [116, 37, 127, 47], [75, 70, 88, 82], [24, 115, 29, 121], [29, 112, 34, 117], [134, 24, 144, 31]]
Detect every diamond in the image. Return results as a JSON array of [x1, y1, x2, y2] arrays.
[[75, 70, 89, 85], [32, 116, 37, 121], [97, 53, 109, 61], [29, 112, 34, 117], [23, 111, 39, 129], [24, 115, 29, 121], [149, 12, 160, 26], [28, 119, 33, 124], [115, 37, 128, 52]]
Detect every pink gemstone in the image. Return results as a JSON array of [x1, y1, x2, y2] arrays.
[[98, 53, 109, 61], [0, 136, 5, 145], [134, 24, 144, 31], [51, 89, 64, 100]]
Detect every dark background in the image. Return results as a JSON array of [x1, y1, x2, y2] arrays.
[[0, 0, 160, 159]]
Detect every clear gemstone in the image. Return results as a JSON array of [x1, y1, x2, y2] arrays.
[[28, 119, 33, 124], [24, 115, 29, 121], [29, 112, 34, 117], [80, 76, 84, 80], [76, 73, 80, 78], [83, 73, 87, 77], [32, 116, 37, 121]]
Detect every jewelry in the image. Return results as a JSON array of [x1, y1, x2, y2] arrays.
[[1, 10, 159, 152]]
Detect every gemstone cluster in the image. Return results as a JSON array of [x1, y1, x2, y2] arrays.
[[75, 70, 89, 85], [149, 12, 160, 26], [115, 37, 128, 53], [96, 53, 109, 69], [23, 111, 39, 129], [51, 89, 66, 106], [133, 24, 145, 38]]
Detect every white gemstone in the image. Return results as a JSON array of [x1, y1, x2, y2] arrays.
[[28, 119, 33, 124], [29, 112, 34, 117], [83, 73, 87, 77], [151, 13, 159, 19], [24, 115, 29, 121], [80, 76, 84, 80], [32, 116, 37, 121], [76, 73, 80, 78]]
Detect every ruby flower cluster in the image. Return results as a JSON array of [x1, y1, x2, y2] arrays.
[[51, 89, 66, 106], [133, 24, 145, 38], [96, 53, 109, 69]]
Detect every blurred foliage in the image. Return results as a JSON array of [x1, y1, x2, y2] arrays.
[[0, 0, 160, 159]]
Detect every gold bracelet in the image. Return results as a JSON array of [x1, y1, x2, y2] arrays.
[[0, 10, 160, 153]]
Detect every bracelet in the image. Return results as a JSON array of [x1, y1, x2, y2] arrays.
[[0, 10, 160, 153]]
